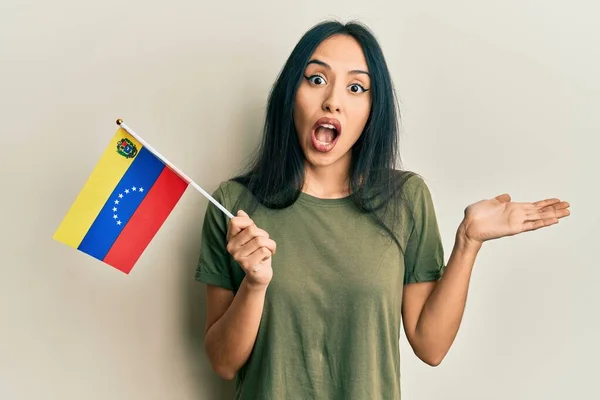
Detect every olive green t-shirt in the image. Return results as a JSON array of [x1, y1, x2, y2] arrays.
[[195, 174, 445, 400]]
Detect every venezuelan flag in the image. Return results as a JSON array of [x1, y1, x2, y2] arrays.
[[54, 126, 189, 274]]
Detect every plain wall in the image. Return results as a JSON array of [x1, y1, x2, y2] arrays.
[[1, 1, 598, 399]]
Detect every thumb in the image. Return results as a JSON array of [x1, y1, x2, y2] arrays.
[[237, 209, 249, 217], [495, 193, 511, 203]]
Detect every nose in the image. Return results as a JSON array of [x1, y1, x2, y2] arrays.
[[322, 88, 342, 113]]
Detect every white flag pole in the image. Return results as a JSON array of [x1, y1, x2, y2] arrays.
[[116, 119, 235, 219]]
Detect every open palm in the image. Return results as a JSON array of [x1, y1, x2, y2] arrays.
[[461, 193, 571, 244]]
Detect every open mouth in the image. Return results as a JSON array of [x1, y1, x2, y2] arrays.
[[311, 117, 342, 153]]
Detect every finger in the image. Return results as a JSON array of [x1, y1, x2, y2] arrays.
[[527, 205, 571, 221], [544, 208, 570, 219], [526, 209, 564, 220], [242, 247, 272, 272], [237, 237, 276, 258], [260, 238, 276, 255], [522, 217, 559, 232], [226, 210, 254, 241], [494, 193, 511, 203], [522, 199, 567, 214], [540, 201, 570, 212], [532, 198, 562, 208], [229, 224, 270, 249]]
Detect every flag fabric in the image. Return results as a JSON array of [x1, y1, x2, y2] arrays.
[[53, 126, 189, 274]]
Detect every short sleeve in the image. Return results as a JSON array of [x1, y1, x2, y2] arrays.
[[402, 175, 446, 285], [194, 183, 235, 291]]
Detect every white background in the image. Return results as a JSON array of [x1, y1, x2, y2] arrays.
[[1, 1, 597, 399]]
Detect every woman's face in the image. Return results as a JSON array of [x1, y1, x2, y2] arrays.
[[293, 34, 372, 170]]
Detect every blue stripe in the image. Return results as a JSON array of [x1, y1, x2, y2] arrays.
[[78, 147, 166, 260]]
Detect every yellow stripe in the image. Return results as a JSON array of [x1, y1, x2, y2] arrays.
[[53, 128, 143, 248]]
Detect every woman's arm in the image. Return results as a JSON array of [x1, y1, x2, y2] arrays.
[[402, 194, 570, 366], [401, 225, 480, 366], [204, 280, 268, 380], [204, 210, 276, 379]]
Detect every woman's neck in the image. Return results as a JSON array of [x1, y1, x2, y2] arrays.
[[301, 160, 352, 199]]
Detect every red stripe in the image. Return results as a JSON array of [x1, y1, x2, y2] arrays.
[[103, 166, 188, 273]]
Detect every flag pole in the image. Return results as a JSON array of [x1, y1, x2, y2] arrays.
[[116, 119, 235, 219]]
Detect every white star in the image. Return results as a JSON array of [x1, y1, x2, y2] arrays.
[[113, 214, 118, 219], [112, 207, 117, 212], [124, 189, 129, 194], [139, 187, 144, 192], [114, 200, 119, 205], [132, 186, 137, 191], [118, 193, 123, 199], [116, 220, 122, 225]]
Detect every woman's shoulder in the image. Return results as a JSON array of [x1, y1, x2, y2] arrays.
[[215, 179, 248, 195], [385, 169, 437, 217], [209, 178, 260, 215], [388, 169, 431, 197], [211, 179, 252, 204]]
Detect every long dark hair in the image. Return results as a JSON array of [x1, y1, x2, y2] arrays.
[[231, 20, 416, 249]]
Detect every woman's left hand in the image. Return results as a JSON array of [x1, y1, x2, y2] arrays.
[[460, 193, 571, 246]]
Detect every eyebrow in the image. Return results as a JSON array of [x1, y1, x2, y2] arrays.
[[307, 59, 370, 77]]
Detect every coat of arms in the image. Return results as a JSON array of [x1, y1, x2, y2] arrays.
[[116, 138, 138, 159]]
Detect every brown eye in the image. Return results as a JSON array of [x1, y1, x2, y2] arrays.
[[305, 75, 327, 85], [349, 84, 367, 93]]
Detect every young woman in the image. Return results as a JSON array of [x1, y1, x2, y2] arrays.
[[194, 20, 570, 399]]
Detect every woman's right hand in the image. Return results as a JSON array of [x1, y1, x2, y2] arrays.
[[226, 210, 276, 289]]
